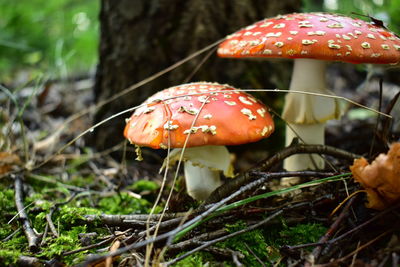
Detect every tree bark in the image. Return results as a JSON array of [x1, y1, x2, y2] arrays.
[[93, 0, 301, 150]]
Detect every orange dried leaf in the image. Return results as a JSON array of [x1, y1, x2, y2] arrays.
[[350, 143, 400, 210], [0, 152, 21, 175]]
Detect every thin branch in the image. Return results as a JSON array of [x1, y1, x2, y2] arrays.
[[13, 174, 40, 251], [326, 202, 400, 246], [312, 195, 357, 260], [84, 213, 186, 225], [63, 236, 115, 256], [204, 144, 359, 205]]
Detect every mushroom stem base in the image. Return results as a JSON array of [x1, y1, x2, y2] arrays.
[[184, 161, 222, 201], [284, 122, 325, 170]]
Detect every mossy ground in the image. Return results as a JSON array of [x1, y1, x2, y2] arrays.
[[0, 168, 160, 266], [173, 220, 326, 266]]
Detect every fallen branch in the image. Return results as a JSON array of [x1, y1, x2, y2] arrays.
[[204, 144, 359, 205], [13, 174, 40, 251], [84, 213, 186, 225]]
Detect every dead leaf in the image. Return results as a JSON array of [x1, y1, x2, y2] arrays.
[[350, 143, 400, 210], [0, 152, 21, 175]]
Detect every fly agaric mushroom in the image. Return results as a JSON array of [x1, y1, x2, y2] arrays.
[[124, 82, 275, 201], [218, 12, 400, 175]]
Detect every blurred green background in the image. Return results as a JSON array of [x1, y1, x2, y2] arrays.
[[0, 0, 399, 84], [0, 0, 99, 84]]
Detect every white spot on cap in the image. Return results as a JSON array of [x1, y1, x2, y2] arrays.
[[262, 49, 272, 55], [241, 108, 257, 120], [299, 21, 313, 28], [367, 33, 376, 39], [394, 45, 400, 51], [319, 17, 329, 22], [261, 126, 269, 136], [178, 106, 199, 115], [274, 41, 284, 48], [371, 53, 381, 58], [381, 44, 390, 50], [327, 23, 343, 28], [203, 114, 212, 119], [307, 31, 326, 36], [248, 96, 258, 103], [125, 118, 131, 124], [257, 108, 266, 117], [260, 21, 273, 27], [342, 34, 351, 40], [328, 43, 341, 49], [198, 96, 210, 103], [273, 23, 285, 29], [351, 22, 362, 27], [266, 32, 282, 37], [289, 31, 298, 35], [224, 101, 237, 106], [302, 39, 316, 45], [184, 125, 217, 135], [160, 143, 167, 149], [249, 40, 261, 46], [347, 33, 358, 39], [286, 49, 296, 56], [361, 42, 371, 49], [239, 96, 254, 105], [238, 41, 248, 47], [245, 25, 256, 30], [164, 121, 179, 131]]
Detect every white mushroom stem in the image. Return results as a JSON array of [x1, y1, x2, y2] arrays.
[[163, 145, 234, 201], [184, 161, 222, 201], [282, 58, 341, 173]]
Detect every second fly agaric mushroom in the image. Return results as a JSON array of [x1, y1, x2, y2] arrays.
[[218, 12, 400, 175], [124, 82, 274, 201]]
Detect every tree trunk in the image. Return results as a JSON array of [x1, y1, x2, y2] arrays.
[[93, 0, 300, 150]]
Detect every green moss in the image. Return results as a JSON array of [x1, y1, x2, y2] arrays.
[[97, 191, 154, 214], [0, 249, 22, 266], [173, 251, 215, 267], [0, 232, 27, 266], [130, 180, 159, 193], [277, 222, 326, 246], [218, 221, 270, 266], [172, 220, 327, 266], [37, 225, 89, 265]]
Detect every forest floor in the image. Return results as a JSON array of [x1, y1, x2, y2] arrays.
[[1, 69, 400, 266]]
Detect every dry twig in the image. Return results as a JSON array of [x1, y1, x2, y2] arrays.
[[13, 174, 40, 251]]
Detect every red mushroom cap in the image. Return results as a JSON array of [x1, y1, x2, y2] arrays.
[[124, 82, 275, 149], [218, 12, 400, 64]]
